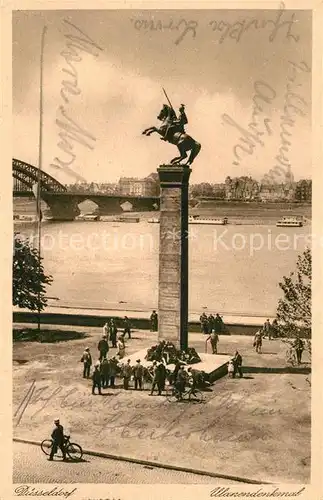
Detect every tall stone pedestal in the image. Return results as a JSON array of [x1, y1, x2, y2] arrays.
[[157, 165, 191, 351]]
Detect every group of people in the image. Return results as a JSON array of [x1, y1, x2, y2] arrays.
[[102, 316, 132, 346], [261, 318, 279, 341], [150, 361, 201, 398], [253, 320, 305, 364], [81, 348, 120, 394], [80, 317, 135, 394], [200, 312, 225, 335], [81, 339, 210, 397], [118, 358, 146, 391], [253, 319, 279, 353]]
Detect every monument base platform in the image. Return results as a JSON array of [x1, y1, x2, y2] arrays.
[[122, 349, 231, 382]]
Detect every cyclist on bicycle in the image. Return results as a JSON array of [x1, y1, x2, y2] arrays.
[[187, 367, 198, 390], [49, 418, 67, 461]]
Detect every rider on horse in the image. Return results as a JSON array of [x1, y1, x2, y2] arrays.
[[142, 99, 201, 166], [160, 104, 188, 142]]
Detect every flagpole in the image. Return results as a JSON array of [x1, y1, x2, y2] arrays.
[[36, 25, 47, 335]]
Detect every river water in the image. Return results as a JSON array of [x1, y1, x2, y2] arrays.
[[15, 219, 311, 317]]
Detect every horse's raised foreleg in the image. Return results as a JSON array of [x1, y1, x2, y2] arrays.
[[142, 127, 157, 136]]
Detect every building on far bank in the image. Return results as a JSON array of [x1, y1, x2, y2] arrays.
[[118, 173, 159, 196], [294, 179, 312, 202], [225, 176, 260, 200], [65, 182, 118, 194], [258, 183, 296, 202]]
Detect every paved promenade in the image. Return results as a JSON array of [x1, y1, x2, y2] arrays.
[[13, 442, 237, 484], [13, 328, 311, 484]]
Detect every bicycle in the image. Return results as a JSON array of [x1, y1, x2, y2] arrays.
[[166, 384, 203, 403], [41, 435, 83, 461], [285, 347, 297, 366]]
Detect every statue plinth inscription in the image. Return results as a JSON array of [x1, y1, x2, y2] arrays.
[[157, 165, 191, 350]]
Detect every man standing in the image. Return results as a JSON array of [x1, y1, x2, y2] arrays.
[[122, 359, 132, 390], [200, 312, 208, 333], [233, 351, 243, 378], [293, 337, 304, 364], [100, 357, 110, 388], [150, 361, 159, 395], [49, 418, 66, 461], [214, 313, 224, 334], [156, 361, 167, 395], [263, 319, 271, 340], [81, 347, 92, 379], [109, 319, 117, 348], [98, 335, 109, 361], [123, 316, 131, 339], [254, 330, 263, 353], [206, 331, 219, 354], [150, 310, 158, 332], [133, 359, 144, 390], [92, 363, 102, 395], [208, 314, 215, 333], [108, 357, 118, 388]]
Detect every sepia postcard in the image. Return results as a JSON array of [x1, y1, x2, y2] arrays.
[[1, 1, 323, 499]]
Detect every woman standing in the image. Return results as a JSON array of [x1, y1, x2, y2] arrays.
[[117, 335, 126, 359]]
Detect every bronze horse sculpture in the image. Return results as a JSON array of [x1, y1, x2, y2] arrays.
[[142, 104, 201, 166]]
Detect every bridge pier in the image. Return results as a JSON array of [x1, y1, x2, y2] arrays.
[[128, 197, 160, 212], [41, 193, 81, 221], [89, 197, 126, 215]]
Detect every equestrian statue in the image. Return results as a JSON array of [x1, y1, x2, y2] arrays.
[[142, 89, 201, 166]]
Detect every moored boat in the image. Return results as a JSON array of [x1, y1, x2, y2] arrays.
[[188, 215, 228, 225], [76, 213, 100, 221], [112, 216, 140, 223], [276, 216, 303, 227], [13, 214, 36, 222]]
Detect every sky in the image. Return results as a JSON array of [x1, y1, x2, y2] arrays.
[[12, 8, 312, 184]]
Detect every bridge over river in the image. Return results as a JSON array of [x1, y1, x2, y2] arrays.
[[13, 159, 160, 220]]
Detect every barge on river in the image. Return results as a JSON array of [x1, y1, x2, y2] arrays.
[[276, 216, 303, 227], [148, 216, 228, 225]]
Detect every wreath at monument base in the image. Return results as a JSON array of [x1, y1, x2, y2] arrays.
[[144, 341, 210, 389], [145, 340, 201, 365]]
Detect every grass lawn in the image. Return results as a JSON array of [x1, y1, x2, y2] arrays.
[[13, 325, 311, 483]]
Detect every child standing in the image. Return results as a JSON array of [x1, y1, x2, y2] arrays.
[[228, 360, 234, 378]]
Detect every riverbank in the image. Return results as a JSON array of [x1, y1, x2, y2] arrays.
[[13, 305, 273, 335], [13, 198, 311, 225]]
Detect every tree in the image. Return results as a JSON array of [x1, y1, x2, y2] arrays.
[[276, 248, 311, 354], [191, 183, 215, 198], [13, 234, 53, 311]]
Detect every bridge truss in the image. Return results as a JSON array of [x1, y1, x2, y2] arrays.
[[13, 158, 67, 193]]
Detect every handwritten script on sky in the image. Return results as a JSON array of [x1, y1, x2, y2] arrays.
[[12, 8, 311, 183], [131, 3, 300, 46]]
